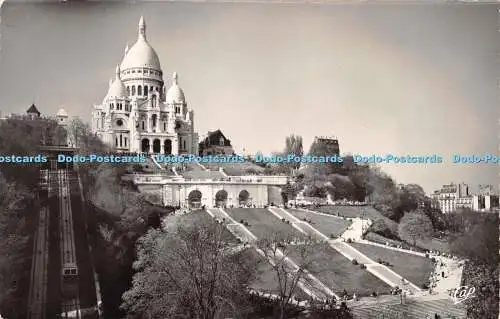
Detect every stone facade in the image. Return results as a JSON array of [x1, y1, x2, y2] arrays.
[[91, 17, 198, 155]]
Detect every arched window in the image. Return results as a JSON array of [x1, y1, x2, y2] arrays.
[[119, 134, 123, 147], [219, 137, 224, 146], [127, 86, 130, 95], [142, 121, 145, 130], [144, 86, 149, 96], [132, 86, 136, 96], [163, 122, 166, 131], [110, 103, 114, 110], [152, 95, 157, 108], [124, 137, 127, 147], [152, 114, 157, 127], [138, 85, 142, 96], [115, 137, 118, 146], [183, 140, 186, 150]]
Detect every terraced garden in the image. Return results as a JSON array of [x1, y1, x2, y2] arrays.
[[287, 243, 392, 297], [163, 210, 239, 244], [286, 208, 351, 238], [226, 208, 307, 241], [350, 243, 435, 288]]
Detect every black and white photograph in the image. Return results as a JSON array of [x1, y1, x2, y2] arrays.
[[0, 0, 498, 318]]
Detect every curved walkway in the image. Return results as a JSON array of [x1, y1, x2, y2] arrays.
[[274, 207, 422, 292], [293, 207, 464, 302]]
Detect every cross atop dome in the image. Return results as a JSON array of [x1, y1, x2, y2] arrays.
[[138, 15, 146, 39], [173, 72, 178, 85]]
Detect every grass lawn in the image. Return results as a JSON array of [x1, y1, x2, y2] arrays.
[[415, 238, 450, 253], [203, 161, 265, 176], [309, 205, 396, 226], [287, 243, 391, 297], [286, 209, 351, 238], [350, 243, 435, 288], [364, 232, 450, 254], [226, 208, 307, 241], [162, 210, 239, 244]]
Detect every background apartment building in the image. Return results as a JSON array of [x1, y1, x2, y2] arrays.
[[431, 182, 499, 213]]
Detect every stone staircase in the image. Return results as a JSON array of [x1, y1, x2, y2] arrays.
[[351, 298, 466, 319]]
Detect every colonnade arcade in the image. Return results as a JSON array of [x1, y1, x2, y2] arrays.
[[187, 188, 252, 209], [141, 137, 174, 154]]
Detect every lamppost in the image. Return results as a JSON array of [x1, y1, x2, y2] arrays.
[[178, 185, 182, 208]]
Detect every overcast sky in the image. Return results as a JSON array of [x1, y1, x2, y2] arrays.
[[0, 1, 498, 193]]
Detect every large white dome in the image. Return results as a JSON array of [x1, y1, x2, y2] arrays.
[[166, 72, 186, 104], [120, 16, 162, 71]]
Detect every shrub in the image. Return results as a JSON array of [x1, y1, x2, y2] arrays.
[[346, 238, 352, 243], [330, 234, 337, 239], [431, 257, 436, 263], [281, 218, 286, 222], [351, 259, 358, 265], [376, 258, 383, 264], [360, 264, 366, 269], [425, 253, 429, 258], [368, 218, 399, 239], [421, 282, 430, 289], [240, 219, 245, 224]]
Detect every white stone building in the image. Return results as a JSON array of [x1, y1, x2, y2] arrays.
[[92, 16, 198, 155]]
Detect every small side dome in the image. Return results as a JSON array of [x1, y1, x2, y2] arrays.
[[106, 65, 128, 99], [56, 108, 68, 117], [166, 72, 185, 104]]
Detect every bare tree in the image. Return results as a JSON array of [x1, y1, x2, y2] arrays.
[[256, 233, 324, 319], [121, 222, 257, 319], [66, 117, 109, 154]]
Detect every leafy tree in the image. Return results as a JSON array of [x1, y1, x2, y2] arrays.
[[280, 182, 297, 206], [325, 174, 356, 201], [368, 219, 398, 240], [447, 212, 499, 319], [462, 264, 498, 319], [0, 172, 31, 315], [449, 212, 498, 266], [0, 117, 65, 187], [398, 211, 433, 247], [121, 223, 257, 319], [306, 139, 341, 176], [284, 135, 303, 171]]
